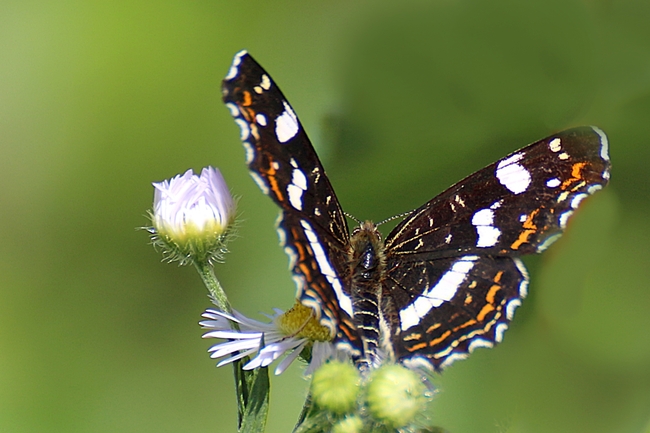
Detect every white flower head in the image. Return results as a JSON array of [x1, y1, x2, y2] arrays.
[[200, 301, 336, 375], [150, 167, 236, 264]]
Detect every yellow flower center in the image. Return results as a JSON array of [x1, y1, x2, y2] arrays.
[[276, 301, 332, 342]]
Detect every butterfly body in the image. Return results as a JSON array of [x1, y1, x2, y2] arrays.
[[222, 51, 610, 371], [348, 221, 387, 367]]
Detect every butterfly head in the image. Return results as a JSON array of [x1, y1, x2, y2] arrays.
[[349, 221, 386, 285]]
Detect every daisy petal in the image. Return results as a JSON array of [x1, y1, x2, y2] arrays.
[[275, 340, 308, 375]]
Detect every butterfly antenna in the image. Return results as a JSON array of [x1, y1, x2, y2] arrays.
[[376, 210, 413, 227], [344, 212, 362, 225]]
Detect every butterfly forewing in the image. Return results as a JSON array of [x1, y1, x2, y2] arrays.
[[278, 211, 360, 348], [222, 51, 359, 348], [386, 127, 610, 258], [222, 51, 350, 248]]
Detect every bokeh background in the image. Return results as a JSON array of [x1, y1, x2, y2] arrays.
[[1, 1, 649, 432]]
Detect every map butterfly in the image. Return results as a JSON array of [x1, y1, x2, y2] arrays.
[[222, 51, 611, 371]]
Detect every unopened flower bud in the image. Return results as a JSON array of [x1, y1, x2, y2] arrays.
[[150, 167, 236, 264], [311, 360, 360, 414], [331, 415, 364, 433], [366, 364, 428, 429]]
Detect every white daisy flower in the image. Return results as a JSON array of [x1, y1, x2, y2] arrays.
[[200, 301, 335, 375]]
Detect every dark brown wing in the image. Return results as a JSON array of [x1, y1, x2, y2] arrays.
[[222, 51, 360, 352], [383, 127, 610, 370]]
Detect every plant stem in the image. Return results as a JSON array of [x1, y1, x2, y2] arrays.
[[194, 260, 233, 314], [193, 260, 269, 432]]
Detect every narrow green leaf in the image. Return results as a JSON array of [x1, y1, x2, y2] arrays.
[[292, 392, 316, 433], [292, 410, 332, 433], [233, 360, 248, 425], [238, 366, 270, 433]]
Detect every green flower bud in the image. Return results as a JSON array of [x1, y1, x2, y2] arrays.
[[366, 364, 428, 429], [311, 360, 360, 414], [332, 415, 364, 433]]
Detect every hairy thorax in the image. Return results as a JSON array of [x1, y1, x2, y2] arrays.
[[349, 221, 386, 288]]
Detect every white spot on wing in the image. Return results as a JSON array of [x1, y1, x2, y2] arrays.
[[471, 207, 501, 248], [570, 193, 588, 209], [559, 210, 574, 229], [235, 118, 250, 140], [591, 126, 609, 162], [587, 184, 603, 194], [402, 356, 435, 372], [225, 102, 239, 117], [546, 178, 561, 188], [249, 171, 269, 195], [513, 258, 529, 297], [275, 101, 299, 143], [292, 168, 307, 190], [255, 113, 267, 126], [242, 141, 255, 164], [439, 352, 468, 369], [474, 226, 501, 248], [400, 256, 478, 330], [494, 322, 509, 343], [260, 74, 271, 90], [496, 153, 531, 194], [536, 233, 561, 252], [277, 217, 298, 272], [225, 50, 247, 81], [287, 185, 303, 210], [468, 338, 493, 352], [557, 190, 570, 203], [505, 298, 521, 321], [472, 208, 494, 226], [287, 169, 308, 211], [549, 138, 562, 152]]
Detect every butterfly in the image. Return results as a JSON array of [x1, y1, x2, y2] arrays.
[[221, 50, 611, 371]]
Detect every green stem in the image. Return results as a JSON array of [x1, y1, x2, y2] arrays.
[[194, 260, 235, 317], [193, 259, 269, 431]]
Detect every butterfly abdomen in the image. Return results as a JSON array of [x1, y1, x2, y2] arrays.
[[349, 222, 388, 366]]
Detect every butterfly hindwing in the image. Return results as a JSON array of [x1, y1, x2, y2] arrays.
[[384, 254, 528, 370]]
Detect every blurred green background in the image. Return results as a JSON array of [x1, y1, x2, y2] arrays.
[[1, 0, 649, 432]]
